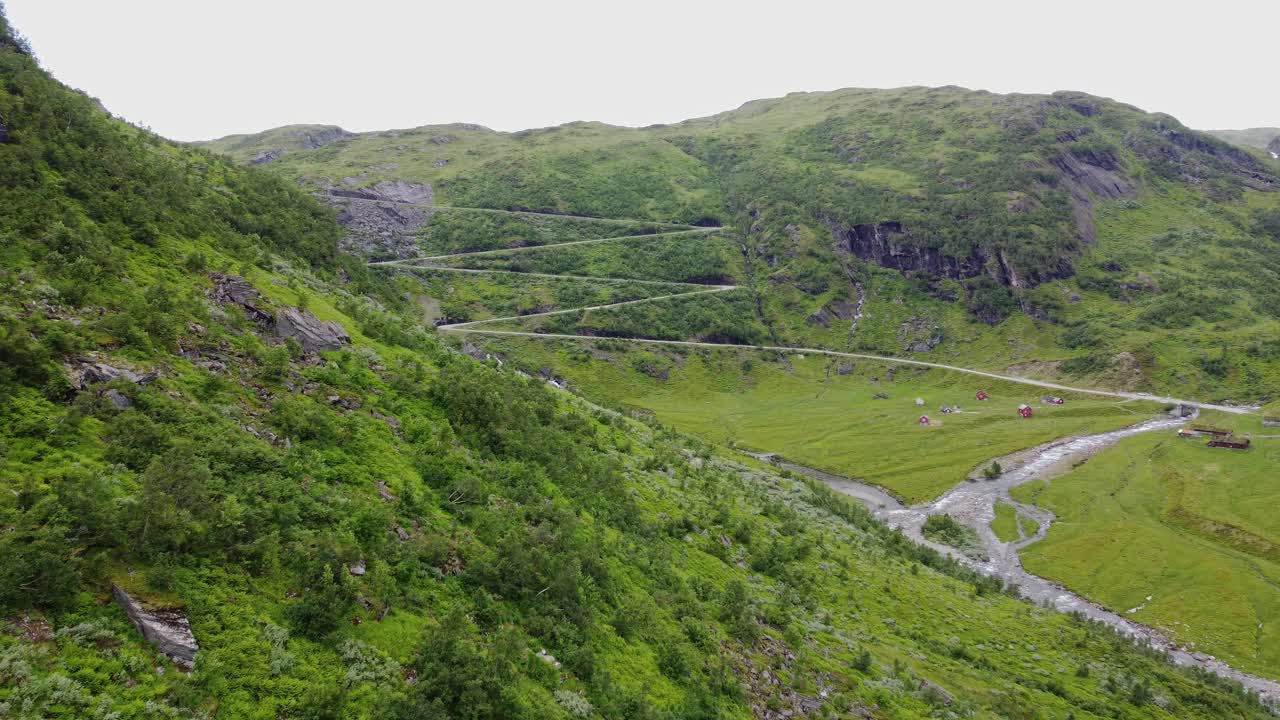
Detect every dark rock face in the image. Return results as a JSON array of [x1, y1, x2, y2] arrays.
[[112, 585, 199, 671], [274, 308, 351, 353], [79, 362, 140, 387], [1162, 129, 1259, 168], [0, 114, 8, 143], [210, 273, 272, 324], [833, 221, 1071, 290], [1135, 126, 1277, 190], [837, 222, 987, 279], [1050, 149, 1135, 246], [1269, 136, 1280, 159], [322, 180, 435, 259]]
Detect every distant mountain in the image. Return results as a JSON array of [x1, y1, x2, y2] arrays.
[[204, 87, 1280, 402], [193, 123, 355, 164], [1206, 127, 1280, 156]]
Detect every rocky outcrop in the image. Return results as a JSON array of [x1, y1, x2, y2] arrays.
[[274, 308, 350, 353], [111, 585, 198, 671], [296, 126, 354, 150], [1269, 136, 1280, 160], [805, 300, 856, 328], [322, 180, 435, 259], [242, 126, 353, 166], [79, 362, 140, 386], [210, 274, 349, 352], [249, 148, 283, 165], [210, 273, 272, 323], [918, 679, 954, 706], [1133, 125, 1277, 190], [837, 222, 987, 279], [833, 221, 1070, 289], [1049, 148, 1135, 247]]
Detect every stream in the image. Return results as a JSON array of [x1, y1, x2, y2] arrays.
[[756, 412, 1280, 704]]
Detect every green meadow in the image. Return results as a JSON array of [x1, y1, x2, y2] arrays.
[[479, 337, 1164, 503], [1013, 411, 1280, 679]]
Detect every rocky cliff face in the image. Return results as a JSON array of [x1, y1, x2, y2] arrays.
[[1270, 136, 1280, 159], [832, 221, 1072, 289], [836, 222, 986, 279]]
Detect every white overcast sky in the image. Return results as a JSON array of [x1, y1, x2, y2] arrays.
[[6, 0, 1278, 142]]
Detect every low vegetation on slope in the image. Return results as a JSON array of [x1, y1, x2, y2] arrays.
[[3, 8, 1280, 718]]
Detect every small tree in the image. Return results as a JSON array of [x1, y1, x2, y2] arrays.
[[983, 461, 1002, 480]]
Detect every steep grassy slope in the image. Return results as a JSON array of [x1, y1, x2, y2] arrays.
[[207, 88, 1280, 404], [5, 10, 1280, 719]]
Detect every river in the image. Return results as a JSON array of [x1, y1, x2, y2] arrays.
[[756, 413, 1280, 704]]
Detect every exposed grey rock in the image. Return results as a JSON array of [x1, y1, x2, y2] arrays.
[[102, 389, 132, 409], [112, 584, 198, 671], [296, 126, 354, 150], [249, 148, 283, 165], [805, 300, 856, 328], [918, 679, 953, 706], [429, 134, 453, 145], [462, 341, 488, 361], [349, 560, 366, 576], [1269, 136, 1280, 159], [210, 273, 273, 324], [328, 179, 433, 204], [79, 362, 140, 388], [322, 180, 435, 259], [273, 308, 350, 353]]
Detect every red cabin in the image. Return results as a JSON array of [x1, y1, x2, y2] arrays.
[[1018, 404, 1033, 419], [976, 390, 989, 401], [918, 415, 931, 426]]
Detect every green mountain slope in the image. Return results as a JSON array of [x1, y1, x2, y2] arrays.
[[4, 8, 1280, 719], [206, 88, 1280, 404]]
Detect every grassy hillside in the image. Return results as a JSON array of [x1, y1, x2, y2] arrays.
[[206, 88, 1280, 404], [1013, 411, 1280, 679], [11, 9, 1280, 719]]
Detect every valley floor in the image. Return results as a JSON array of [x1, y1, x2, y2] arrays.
[[394, 207, 1280, 697]]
